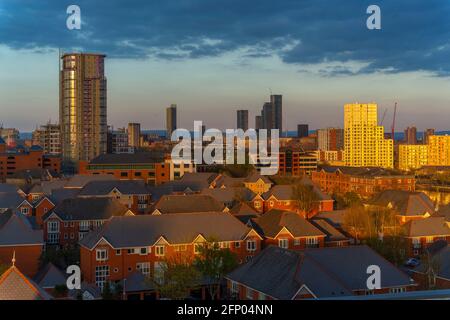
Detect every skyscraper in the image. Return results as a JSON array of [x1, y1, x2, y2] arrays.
[[128, 123, 141, 150], [271, 94, 282, 133], [236, 110, 249, 131], [166, 104, 177, 139], [297, 124, 309, 138], [60, 53, 107, 164], [404, 126, 417, 144], [262, 102, 273, 130], [255, 116, 263, 131], [344, 103, 393, 168]]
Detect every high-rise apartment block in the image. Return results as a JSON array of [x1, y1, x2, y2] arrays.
[[32, 123, 61, 155], [404, 126, 417, 144], [128, 123, 141, 150], [427, 135, 450, 166], [166, 104, 177, 139], [398, 144, 428, 171], [236, 110, 249, 131], [60, 53, 107, 164], [317, 128, 343, 151], [424, 128, 435, 144], [344, 103, 393, 168]]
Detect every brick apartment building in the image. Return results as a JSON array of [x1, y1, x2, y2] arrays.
[[312, 166, 415, 197], [0, 141, 61, 181], [79, 152, 170, 185], [79, 212, 262, 291]]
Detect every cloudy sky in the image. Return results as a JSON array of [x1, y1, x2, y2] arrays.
[[1, 0, 450, 132]]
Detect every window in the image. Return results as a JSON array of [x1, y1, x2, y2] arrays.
[[230, 281, 239, 294], [79, 221, 90, 231], [140, 247, 148, 255], [96, 249, 108, 261], [294, 239, 301, 246], [389, 287, 405, 294], [306, 237, 318, 246], [116, 249, 121, 256], [135, 172, 142, 177], [246, 288, 254, 300], [234, 242, 241, 248], [47, 233, 59, 244], [154, 262, 165, 284], [278, 239, 289, 249], [121, 172, 128, 177], [246, 240, 256, 252], [254, 201, 261, 208], [220, 242, 230, 249], [174, 245, 187, 252], [136, 262, 151, 275], [47, 221, 59, 233], [194, 244, 203, 255], [64, 233, 68, 239], [20, 207, 29, 215], [95, 266, 110, 289], [426, 237, 434, 244], [155, 245, 165, 257], [127, 248, 138, 255]]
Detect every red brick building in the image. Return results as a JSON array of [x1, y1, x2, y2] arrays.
[[0, 210, 44, 277], [79, 212, 262, 291], [0, 144, 61, 181], [312, 166, 415, 198], [79, 152, 170, 185], [43, 198, 133, 246], [403, 217, 450, 256]]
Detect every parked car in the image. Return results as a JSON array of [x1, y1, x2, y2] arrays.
[[404, 258, 420, 267]]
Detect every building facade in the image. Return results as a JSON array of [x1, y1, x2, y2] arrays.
[[236, 110, 249, 131], [428, 135, 450, 166], [59, 53, 107, 164], [32, 123, 61, 155], [398, 144, 428, 171], [166, 104, 177, 139], [297, 124, 309, 138], [317, 128, 343, 151], [344, 103, 393, 168], [128, 123, 141, 150]]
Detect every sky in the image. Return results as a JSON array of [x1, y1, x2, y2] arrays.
[[0, 0, 450, 132]]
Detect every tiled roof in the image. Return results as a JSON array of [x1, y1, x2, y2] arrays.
[[226, 245, 413, 299], [413, 242, 450, 280], [0, 265, 52, 300], [44, 198, 130, 221], [244, 172, 272, 184], [262, 178, 331, 201], [201, 187, 256, 204], [251, 210, 325, 238], [0, 192, 25, 210], [78, 180, 150, 196], [404, 217, 450, 237], [320, 166, 413, 178], [33, 263, 67, 289], [0, 183, 19, 193], [80, 212, 251, 249], [310, 219, 349, 242], [64, 175, 118, 189], [153, 194, 225, 214], [0, 210, 43, 246], [89, 152, 165, 164], [368, 190, 435, 216]]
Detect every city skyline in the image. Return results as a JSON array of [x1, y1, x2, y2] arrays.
[[1, 1, 450, 131]]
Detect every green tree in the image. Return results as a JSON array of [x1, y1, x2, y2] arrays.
[[194, 239, 239, 300], [291, 183, 319, 217], [147, 253, 201, 300], [39, 245, 80, 269], [101, 282, 114, 300]]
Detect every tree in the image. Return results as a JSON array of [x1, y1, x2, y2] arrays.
[[147, 253, 201, 300], [102, 282, 114, 300], [291, 184, 319, 217], [194, 239, 239, 300], [39, 245, 80, 269], [342, 205, 372, 242]]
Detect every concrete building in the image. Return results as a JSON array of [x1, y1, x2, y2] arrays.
[[428, 135, 450, 166], [297, 124, 309, 138], [423, 128, 435, 144], [398, 144, 428, 171], [59, 53, 107, 164], [317, 128, 343, 151], [32, 123, 61, 155], [404, 126, 418, 144], [344, 103, 393, 168], [128, 123, 141, 150]]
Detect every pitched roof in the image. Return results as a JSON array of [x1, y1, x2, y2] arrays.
[[320, 166, 412, 178], [310, 219, 349, 242], [80, 212, 251, 249], [262, 178, 331, 201], [229, 202, 260, 216], [0, 192, 25, 210], [0, 265, 52, 300], [214, 175, 246, 188], [46, 198, 130, 221], [89, 152, 165, 164], [368, 190, 435, 216], [404, 217, 450, 237], [153, 194, 225, 214], [64, 175, 118, 189], [252, 210, 325, 238], [244, 172, 272, 184], [33, 263, 67, 289], [227, 245, 413, 299], [0, 211, 43, 246], [201, 187, 256, 204], [413, 242, 450, 280], [0, 183, 19, 193], [78, 180, 150, 196], [48, 188, 81, 205]]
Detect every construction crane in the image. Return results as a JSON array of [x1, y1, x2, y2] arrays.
[[391, 102, 397, 140], [380, 108, 388, 126]]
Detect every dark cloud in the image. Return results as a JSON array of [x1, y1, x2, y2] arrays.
[[1, 0, 449, 75]]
